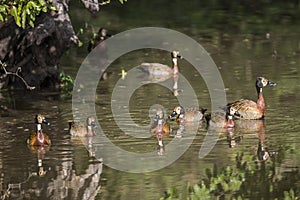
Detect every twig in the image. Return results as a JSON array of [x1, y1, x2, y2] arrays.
[[0, 60, 35, 90]]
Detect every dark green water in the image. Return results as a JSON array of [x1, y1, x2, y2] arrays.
[[1, 1, 300, 199]]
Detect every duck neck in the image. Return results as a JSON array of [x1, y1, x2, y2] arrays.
[[226, 115, 234, 128], [156, 119, 163, 134], [172, 58, 178, 75], [87, 125, 94, 137], [256, 87, 265, 114], [36, 124, 44, 143]]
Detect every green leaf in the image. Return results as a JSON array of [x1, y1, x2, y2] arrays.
[[29, 20, 34, 27], [78, 40, 83, 47], [38, 0, 46, 7], [21, 9, 26, 28], [10, 6, 21, 27], [42, 6, 47, 12]]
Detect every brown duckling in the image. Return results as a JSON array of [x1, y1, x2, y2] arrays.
[[138, 51, 183, 76], [27, 114, 51, 146], [69, 116, 96, 137], [205, 106, 240, 129], [226, 77, 276, 120], [150, 108, 170, 147], [150, 109, 170, 137], [169, 105, 207, 123]]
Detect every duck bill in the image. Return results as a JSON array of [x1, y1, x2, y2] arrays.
[[267, 81, 277, 86], [177, 54, 183, 59], [91, 121, 97, 128], [169, 111, 178, 119], [42, 119, 50, 125]]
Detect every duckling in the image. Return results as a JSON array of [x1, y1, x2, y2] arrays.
[[150, 109, 170, 147], [205, 106, 240, 129], [226, 77, 276, 119], [150, 109, 170, 136], [138, 51, 183, 76], [69, 116, 96, 137], [27, 114, 51, 146], [169, 105, 207, 123]]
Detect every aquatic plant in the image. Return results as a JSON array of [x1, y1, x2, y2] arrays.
[[161, 153, 300, 199], [59, 71, 74, 95]]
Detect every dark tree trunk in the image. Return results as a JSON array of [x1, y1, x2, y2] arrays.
[[0, 0, 78, 89]]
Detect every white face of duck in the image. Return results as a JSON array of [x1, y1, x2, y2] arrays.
[[171, 51, 183, 65], [256, 77, 277, 92], [86, 116, 96, 129], [169, 106, 184, 119], [228, 107, 239, 117], [255, 77, 276, 93], [35, 114, 50, 125]]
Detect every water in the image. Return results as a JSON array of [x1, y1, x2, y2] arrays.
[[1, 1, 300, 199]]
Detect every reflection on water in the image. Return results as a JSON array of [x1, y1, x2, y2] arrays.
[[1, 0, 300, 199]]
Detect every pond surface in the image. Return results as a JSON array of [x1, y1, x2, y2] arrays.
[[1, 1, 300, 199]]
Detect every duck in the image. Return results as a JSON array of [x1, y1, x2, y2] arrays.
[[150, 109, 170, 147], [87, 27, 112, 52], [226, 77, 276, 120], [169, 105, 207, 123], [150, 109, 170, 136], [69, 116, 96, 137], [27, 114, 51, 146], [138, 51, 183, 77], [205, 106, 240, 129]]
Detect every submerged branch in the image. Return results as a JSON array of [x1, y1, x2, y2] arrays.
[[0, 61, 36, 90]]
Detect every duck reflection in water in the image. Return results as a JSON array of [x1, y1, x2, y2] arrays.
[[30, 146, 50, 176], [173, 74, 179, 97], [257, 121, 278, 161], [226, 131, 243, 148]]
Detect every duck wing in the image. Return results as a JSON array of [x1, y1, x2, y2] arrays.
[[138, 63, 172, 76], [227, 99, 262, 119]]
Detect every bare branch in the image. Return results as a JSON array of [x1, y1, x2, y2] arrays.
[[0, 60, 36, 90]]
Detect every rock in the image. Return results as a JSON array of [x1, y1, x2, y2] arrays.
[[0, 0, 78, 89]]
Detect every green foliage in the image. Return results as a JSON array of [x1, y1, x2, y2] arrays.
[[160, 188, 179, 200], [0, 0, 55, 29], [161, 153, 300, 200], [282, 189, 298, 200], [0, 0, 127, 29], [187, 166, 244, 200], [59, 71, 74, 95]]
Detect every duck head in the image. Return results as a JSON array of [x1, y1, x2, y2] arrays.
[[256, 77, 276, 93], [169, 105, 184, 119], [154, 109, 165, 121], [98, 28, 112, 40], [171, 51, 183, 59], [227, 106, 240, 118], [35, 114, 50, 125], [86, 116, 96, 128]]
